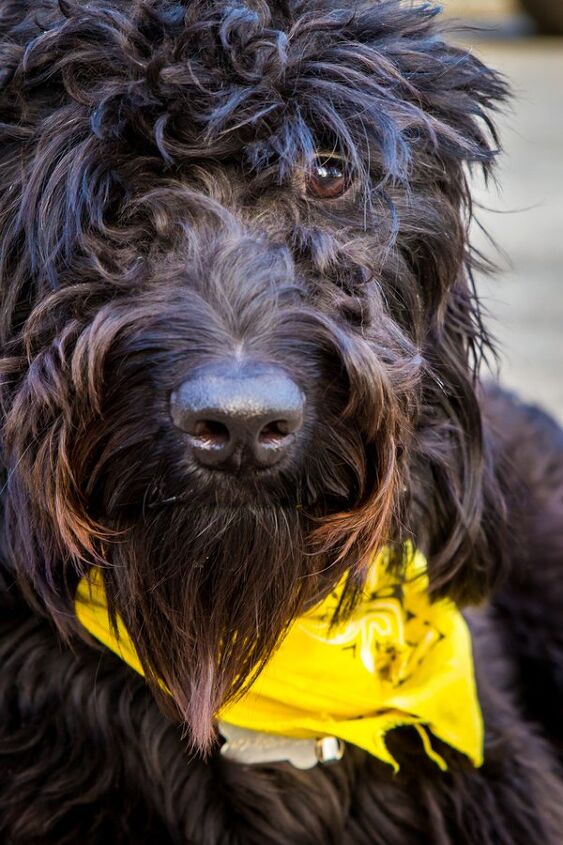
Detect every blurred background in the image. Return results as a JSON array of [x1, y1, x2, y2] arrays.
[[443, 0, 563, 421]]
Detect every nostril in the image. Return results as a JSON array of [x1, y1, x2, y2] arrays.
[[258, 420, 293, 445], [170, 361, 305, 470], [192, 419, 230, 448]]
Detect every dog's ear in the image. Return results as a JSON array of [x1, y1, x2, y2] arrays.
[[283, 1, 511, 602], [375, 7, 512, 603], [303, 2, 511, 602], [374, 8, 512, 604]]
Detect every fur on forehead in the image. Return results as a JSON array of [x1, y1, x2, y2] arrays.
[[6, 0, 505, 179]]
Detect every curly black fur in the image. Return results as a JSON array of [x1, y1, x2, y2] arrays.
[[0, 1, 562, 842]]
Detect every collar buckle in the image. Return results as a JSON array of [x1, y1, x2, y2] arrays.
[[219, 722, 345, 769]]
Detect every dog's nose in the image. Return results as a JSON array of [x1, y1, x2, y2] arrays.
[[170, 362, 305, 470]]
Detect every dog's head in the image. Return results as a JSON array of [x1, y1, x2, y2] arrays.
[[0, 0, 508, 747]]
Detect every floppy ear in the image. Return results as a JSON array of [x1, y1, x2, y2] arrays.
[[393, 15, 511, 604], [363, 6, 512, 603], [308, 1, 512, 602]]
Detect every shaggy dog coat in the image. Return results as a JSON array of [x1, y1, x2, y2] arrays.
[[1, 1, 563, 843]]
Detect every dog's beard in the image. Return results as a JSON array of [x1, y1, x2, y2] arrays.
[[96, 422, 401, 750], [103, 499, 333, 749]]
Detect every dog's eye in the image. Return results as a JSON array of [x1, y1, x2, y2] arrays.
[[306, 156, 349, 200]]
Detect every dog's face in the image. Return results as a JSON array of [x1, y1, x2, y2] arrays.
[[0, 0, 507, 746]]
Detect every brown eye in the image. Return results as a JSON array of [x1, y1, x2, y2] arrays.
[[306, 156, 349, 200]]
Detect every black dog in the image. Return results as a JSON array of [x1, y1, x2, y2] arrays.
[[1, 1, 563, 842]]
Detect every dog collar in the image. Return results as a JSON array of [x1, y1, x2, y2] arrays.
[[75, 545, 483, 771]]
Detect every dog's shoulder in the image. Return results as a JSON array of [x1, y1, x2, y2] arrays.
[[482, 381, 563, 499]]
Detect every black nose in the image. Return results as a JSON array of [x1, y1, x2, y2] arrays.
[[170, 362, 305, 470]]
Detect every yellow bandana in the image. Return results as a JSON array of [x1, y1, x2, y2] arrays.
[[75, 545, 483, 771]]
